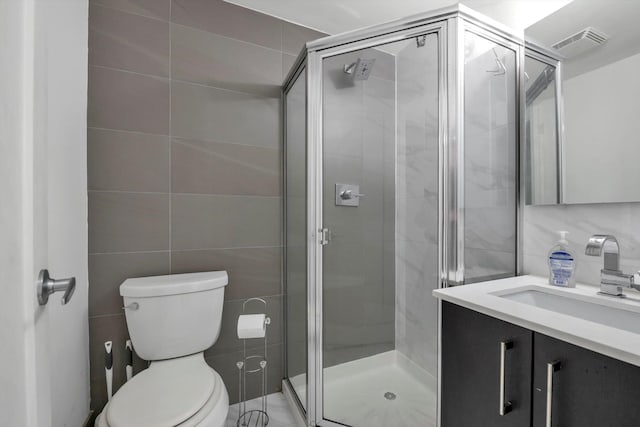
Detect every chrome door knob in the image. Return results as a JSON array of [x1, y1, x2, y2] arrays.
[[37, 269, 76, 305]]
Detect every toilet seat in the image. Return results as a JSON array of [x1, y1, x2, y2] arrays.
[[100, 353, 228, 427], [96, 374, 228, 427]]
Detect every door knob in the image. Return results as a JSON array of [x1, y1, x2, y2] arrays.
[[37, 269, 76, 305]]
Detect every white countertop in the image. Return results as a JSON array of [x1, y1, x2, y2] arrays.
[[433, 275, 640, 367]]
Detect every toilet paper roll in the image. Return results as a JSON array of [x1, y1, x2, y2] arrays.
[[237, 314, 267, 339]]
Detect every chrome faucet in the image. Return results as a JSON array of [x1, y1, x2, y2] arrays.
[[585, 234, 640, 297]]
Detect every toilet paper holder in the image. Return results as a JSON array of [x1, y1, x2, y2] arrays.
[[236, 297, 270, 427]]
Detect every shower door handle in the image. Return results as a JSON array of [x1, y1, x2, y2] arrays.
[[319, 228, 331, 245]]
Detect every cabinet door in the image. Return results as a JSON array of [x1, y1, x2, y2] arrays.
[[533, 333, 640, 427], [442, 302, 533, 427]]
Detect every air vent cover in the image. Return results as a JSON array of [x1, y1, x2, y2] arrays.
[[552, 27, 608, 57]]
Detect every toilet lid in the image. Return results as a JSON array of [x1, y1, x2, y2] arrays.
[[106, 354, 216, 427]]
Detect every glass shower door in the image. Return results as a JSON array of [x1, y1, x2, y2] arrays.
[[285, 68, 308, 410], [463, 30, 518, 283], [320, 32, 441, 427]]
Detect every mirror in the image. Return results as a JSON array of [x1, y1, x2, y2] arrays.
[[525, 0, 640, 204], [524, 48, 561, 205]]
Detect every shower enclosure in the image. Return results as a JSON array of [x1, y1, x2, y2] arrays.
[[283, 5, 524, 426]]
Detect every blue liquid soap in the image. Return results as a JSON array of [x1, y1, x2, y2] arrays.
[[548, 231, 576, 287]]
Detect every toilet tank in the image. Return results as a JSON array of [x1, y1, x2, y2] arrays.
[[120, 271, 228, 361]]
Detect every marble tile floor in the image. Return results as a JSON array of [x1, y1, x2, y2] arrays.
[[226, 392, 300, 427]]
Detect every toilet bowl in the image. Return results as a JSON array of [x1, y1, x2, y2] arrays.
[[95, 271, 229, 427]]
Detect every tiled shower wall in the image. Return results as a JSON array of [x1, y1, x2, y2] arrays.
[[87, 0, 323, 412], [395, 35, 439, 382], [463, 35, 518, 282], [321, 49, 396, 368]]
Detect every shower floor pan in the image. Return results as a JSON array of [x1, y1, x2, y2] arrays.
[[291, 350, 436, 427]]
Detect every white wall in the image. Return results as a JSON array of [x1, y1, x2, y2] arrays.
[[563, 51, 640, 204], [0, 1, 29, 424]]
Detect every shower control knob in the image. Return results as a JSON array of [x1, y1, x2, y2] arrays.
[[339, 190, 352, 200], [340, 190, 365, 200], [335, 183, 363, 207]]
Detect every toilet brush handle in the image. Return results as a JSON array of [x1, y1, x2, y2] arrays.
[[125, 340, 133, 381], [104, 341, 113, 401]]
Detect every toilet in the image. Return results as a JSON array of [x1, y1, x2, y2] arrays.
[[95, 271, 230, 427]]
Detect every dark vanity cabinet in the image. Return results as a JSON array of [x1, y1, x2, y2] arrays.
[[532, 333, 640, 427], [443, 302, 640, 427], [442, 302, 532, 427]]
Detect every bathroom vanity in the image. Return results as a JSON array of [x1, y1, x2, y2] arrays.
[[434, 276, 640, 427]]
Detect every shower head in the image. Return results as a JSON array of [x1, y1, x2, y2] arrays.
[[343, 58, 376, 81], [486, 48, 506, 76]]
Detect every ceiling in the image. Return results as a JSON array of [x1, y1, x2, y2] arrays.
[[225, 0, 640, 79], [223, 0, 572, 35], [526, 0, 640, 79]]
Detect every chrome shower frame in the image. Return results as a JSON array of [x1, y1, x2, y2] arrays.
[[282, 5, 526, 426]]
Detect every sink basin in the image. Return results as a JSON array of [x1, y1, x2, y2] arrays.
[[496, 288, 640, 335]]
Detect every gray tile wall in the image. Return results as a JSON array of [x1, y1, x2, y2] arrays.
[[87, 0, 324, 412]]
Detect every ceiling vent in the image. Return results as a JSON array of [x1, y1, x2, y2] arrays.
[[552, 27, 608, 57]]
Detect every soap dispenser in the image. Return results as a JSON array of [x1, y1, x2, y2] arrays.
[[548, 230, 576, 287]]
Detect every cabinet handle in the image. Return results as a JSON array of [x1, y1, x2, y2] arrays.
[[545, 360, 562, 427], [499, 340, 514, 416]]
